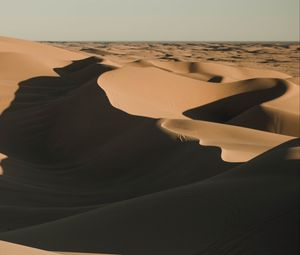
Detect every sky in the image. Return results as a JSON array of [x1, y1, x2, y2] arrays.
[[0, 0, 299, 41]]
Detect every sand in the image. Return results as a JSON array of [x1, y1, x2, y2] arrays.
[[0, 240, 112, 255], [48, 41, 300, 77], [0, 36, 299, 254]]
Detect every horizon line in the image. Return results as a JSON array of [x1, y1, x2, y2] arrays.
[[41, 40, 300, 43]]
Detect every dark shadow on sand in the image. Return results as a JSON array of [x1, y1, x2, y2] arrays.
[[183, 79, 287, 123]]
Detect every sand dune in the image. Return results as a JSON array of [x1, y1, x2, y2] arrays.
[[52, 41, 300, 77], [161, 119, 294, 162], [99, 62, 298, 161], [99, 66, 291, 119], [0, 37, 299, 254]]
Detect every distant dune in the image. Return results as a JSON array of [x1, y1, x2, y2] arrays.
[[0, 37, 299, 255]]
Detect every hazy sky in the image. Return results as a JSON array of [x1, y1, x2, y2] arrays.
[[0, 0, 299, 41]]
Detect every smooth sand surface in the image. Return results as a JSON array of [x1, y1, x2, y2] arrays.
[[0, 37, 299, 254], [0, 240, 62, 255], [0, 241, 113, 255]]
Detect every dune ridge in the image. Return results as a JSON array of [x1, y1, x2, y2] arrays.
[[99, 62, 299, 161], [0, 37, 299, 255]]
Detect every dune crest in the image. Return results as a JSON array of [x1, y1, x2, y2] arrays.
[[161, 119, 293, 162]]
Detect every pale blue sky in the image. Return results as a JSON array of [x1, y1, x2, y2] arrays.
[[0, 0, 299, 41]]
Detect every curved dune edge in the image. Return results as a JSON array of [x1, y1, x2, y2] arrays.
[[160, 119, 294, 162], [98, 61, 299, 162], [98, 66, 294, 120]]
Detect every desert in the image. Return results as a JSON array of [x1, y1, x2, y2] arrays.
[[0, 36, 299, 254]]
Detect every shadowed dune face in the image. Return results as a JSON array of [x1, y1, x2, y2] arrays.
[[1, 140, 299, 255], [0, 38, 299, 255], [0, 56, 115, 163]]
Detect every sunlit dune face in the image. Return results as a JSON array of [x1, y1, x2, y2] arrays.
[[0, 240, 120, 255], [0, 153, 7, 175]]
